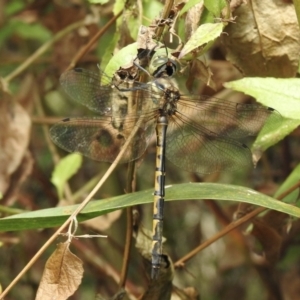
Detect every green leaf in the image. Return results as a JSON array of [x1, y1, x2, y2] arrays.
[[144, 0, 164, 24], [274, 163, 300, 204], [126, 13, 140, 40], [204, 0, 227, 16], [0, 20, 51, 47], [114, 0, 140, 40], [1, 183, 299, 232], [51, 154, 83, 199], [103, 42, 138, 78], [4, 0, 25, 16], [88, 0, 109, 3], [113, 0, 125, 15], [225, 78, 300, 152], [14, 21, 52, 42], [180, 0, 203, 16], [178, 22, 223, 59], [253, 117, 299, 154], [199, 6, 216, 24], [98, 34, 119, 71], [224, 78, 300, 120]]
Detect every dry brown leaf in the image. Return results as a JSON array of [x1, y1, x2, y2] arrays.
[[251, 210, 288, 265], [0, 91, 31, 195], [209, 60, 243, 89], [36, 242, 83, 300], [281, 266, 300, 300], [185, 59, 217, 92], [222, 0, 300, 77], [82, 210, 122, 231], [184, 2, 204, 41], [95, 289, 126, 300], [251, 218, 282, 265], [172, 286, 200, 300]]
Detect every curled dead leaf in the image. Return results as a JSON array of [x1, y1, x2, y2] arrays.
[[82, 210, 122, 231], [185, 59, 217, 92], [36, 242, 83, 300], [0, 91, 31, 196], [222, 0, 300, 77]]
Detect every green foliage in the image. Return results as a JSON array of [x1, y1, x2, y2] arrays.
[[13, 22, 52, 41], [143, 0, 164, 24], [4, 0, 25, 15], [113, 0, 126, 15], [204, 0, 227, 16], [254, 117, 299, 153], [274, 163, 300, 204], [88, 0, 110, 4], [225, 78, 300, 120], [51, 154, 83, 200], [180, 0, 203, 16], [1, 183, 299, 231], [0, 20, 52, 47], [114, 0, 140, 40], [103, 42, 138, 78], [225, 78, 300, 153], [178, 22, 224, 59]]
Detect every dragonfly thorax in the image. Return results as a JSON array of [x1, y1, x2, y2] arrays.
[[152, 78, 180, 116]]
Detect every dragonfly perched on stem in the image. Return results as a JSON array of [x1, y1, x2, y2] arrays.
[[50, 54, 279, 279]]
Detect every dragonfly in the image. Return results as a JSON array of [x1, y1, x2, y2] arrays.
[[50, 56, 278, 279]]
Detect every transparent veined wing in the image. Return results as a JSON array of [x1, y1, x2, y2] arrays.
[[177, 95, 280, 138], [165, 95, 280, 173], [50, 113, 157, 163], [59, 68, 154, 115]]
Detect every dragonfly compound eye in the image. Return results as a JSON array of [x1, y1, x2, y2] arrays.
[[150, 55, 178, 78]]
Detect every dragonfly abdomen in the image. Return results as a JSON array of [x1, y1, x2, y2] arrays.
[[152, 115, 168, 278]]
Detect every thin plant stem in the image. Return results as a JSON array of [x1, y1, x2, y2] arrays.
[[154, 0, 174, 41]]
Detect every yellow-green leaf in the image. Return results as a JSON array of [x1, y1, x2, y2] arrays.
[[51, 153, 82, 199], [179, 22, 223, 59]]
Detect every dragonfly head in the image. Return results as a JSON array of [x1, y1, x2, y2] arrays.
[[149, 52, 178, 79]]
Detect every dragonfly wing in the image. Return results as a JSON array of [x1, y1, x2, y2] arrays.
[[60, 69, 113, 114], [60, 68, 155, 116], [178, 96, 280, 138], [50, 116, 155, 163], [166, 114, 253, 173]]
